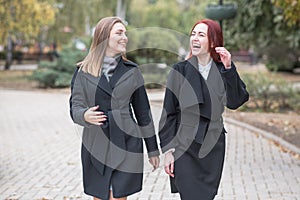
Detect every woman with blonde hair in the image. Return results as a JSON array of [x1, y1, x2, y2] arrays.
[[70, 16, 160, 200]]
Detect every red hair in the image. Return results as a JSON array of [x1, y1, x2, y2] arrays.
[[188, 19, 223, 62]]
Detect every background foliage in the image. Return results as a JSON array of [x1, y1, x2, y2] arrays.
[[30, 45, 87, 88], [0, 0, 55, 44], [1, 0, 299, 86], [223, 0, 300, 71], [241, 73, 300, 113]]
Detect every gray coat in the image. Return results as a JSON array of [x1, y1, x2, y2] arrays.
[[70, 57, 159, 200]]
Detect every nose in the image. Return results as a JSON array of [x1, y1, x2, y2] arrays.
[[191, 34, 199, 41], [122, 33, 128, 42]]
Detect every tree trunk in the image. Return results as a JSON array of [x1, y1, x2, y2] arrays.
[[116, 0, 127, 20], [4, 35, 13, 70]]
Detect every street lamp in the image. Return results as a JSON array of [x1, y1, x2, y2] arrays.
[[205, 0, 237, 29]]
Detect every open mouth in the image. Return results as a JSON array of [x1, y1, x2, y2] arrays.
[[192, 44, 201, 49], [118, 43, 127, 48]]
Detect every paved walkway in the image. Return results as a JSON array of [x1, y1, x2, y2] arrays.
[[0, 89, 299, 200]]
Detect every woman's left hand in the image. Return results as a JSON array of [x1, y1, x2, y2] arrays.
[[215, 47, 232, 69], [149, 156, 160, 172]]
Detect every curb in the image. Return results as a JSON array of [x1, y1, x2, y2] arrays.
[[225, 117, 300, 156]]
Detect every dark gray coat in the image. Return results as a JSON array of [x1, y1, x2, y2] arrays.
[[70, 57, 159, 200], [159, 56, 249, 152], [159, 56, 249, 199]]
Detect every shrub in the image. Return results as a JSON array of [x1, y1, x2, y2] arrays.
[[54, 48, 87, 73], [242, 73, 274, 111], [38, 61, 57, 69], [241, 73, 300, 113], [30, 69, 72, 88], [263, 42, 300, 72], [30, 69, 59, 88], [274, 79, 300, 112], [30, 46, 86, 88]]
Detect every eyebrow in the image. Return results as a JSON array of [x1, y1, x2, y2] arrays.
[[115, 29, 126, 32], [192, 30, 206, 35]]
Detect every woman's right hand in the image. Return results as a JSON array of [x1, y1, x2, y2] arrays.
[[84, 105, 107, 126], [164, 151, 175, 177]]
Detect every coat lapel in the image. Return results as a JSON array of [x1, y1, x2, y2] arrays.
[[79, 70, 112, 96], [109, 58, 133, 89], [185, 56, 206, 104], [96, 57, 135, 96], [97, 74, 113, 96], [185, 56, 211, 120]]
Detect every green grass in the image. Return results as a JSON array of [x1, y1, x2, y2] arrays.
[[0, 70, 37, 89]]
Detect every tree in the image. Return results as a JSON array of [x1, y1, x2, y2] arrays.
[[116, 0, 127, 20], [47, 0, 116, 45], [0, 0, 55, 69], [223, 0, 300, 71], [127, 0, 210, 34], [272, 0, 300, 27]]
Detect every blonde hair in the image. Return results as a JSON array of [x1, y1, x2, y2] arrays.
[[77, 16, 124, 76]]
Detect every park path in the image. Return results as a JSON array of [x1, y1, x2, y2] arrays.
[[0, 89, 299, 200]]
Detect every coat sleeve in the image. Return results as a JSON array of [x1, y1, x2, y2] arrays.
[[69, 68, 91, 128], [219, 62, 249, 109], [69, 67, 78, 120], [131, 69, 160, 157], [158, 65, 182, 153]]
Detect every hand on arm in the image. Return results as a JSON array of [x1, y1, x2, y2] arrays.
[[84, 105, 107, 126]]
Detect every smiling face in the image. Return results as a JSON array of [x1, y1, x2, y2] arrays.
[[190, 23, 210, 58], [106, 22, 128, 57]]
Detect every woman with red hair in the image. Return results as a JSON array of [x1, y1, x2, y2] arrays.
[[159, 19, 249, 200]]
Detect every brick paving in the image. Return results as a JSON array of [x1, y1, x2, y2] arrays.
[[0, 89, 299, 200]]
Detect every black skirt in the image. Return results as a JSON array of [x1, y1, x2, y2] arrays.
[[170, 132, 225, 200]]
